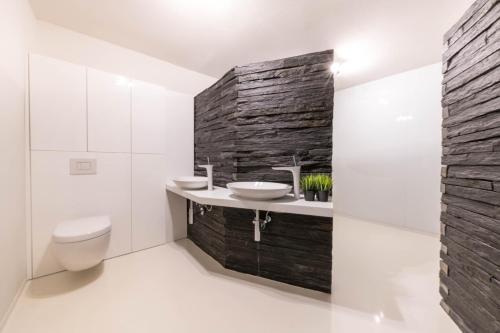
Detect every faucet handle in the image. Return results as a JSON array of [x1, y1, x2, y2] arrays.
[[198, 164, 213, 191], [272, 166, 301, 199]]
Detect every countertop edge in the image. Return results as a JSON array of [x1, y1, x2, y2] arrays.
[[166, 183, 333, 218]]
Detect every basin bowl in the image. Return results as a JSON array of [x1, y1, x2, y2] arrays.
[[173, 176, 208, 190], [227, 182, 292, 200]]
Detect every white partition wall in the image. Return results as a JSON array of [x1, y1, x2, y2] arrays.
[[333, 64, 442, 234], [29, 54, 194, 277]]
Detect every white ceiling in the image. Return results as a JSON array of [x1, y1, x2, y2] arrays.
[[29, 0, 474, 89]]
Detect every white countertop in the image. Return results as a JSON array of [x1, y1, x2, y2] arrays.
[[166, 182, 333, 218]]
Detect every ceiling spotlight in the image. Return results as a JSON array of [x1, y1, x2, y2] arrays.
[[330, 62, 342, 76]]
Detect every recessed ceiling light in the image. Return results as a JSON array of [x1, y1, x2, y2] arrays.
[[335, 41, 376, 75], [330, 62, 342, 76], [173, 0, 233, 16]]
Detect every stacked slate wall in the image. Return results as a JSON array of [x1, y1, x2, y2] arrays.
[[189, 50, 334, 293], [440, 0, 500, 331]]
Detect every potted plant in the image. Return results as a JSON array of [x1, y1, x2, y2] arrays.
[[316, 174, 332, 202], [300, 175, 317, 201]]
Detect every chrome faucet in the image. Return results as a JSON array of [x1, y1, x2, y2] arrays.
[[199, 157, 213, 191], [272, 156, 301, 199]]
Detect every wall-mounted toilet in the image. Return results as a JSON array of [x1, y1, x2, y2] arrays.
[[52, 216, 111, 271]]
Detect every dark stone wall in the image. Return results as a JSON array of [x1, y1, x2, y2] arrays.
[[194, 69, 238, 186], [440, 0, 500, 331], [189, 50, 334, 293]]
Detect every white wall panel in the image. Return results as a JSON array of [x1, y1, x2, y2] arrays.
[[131, 82, 168, 154], [29, 54, 87, 151], [29, 54, 195, 277], [131, 153, 192, 249], [131, 88, 193, 250], [333, 64, 442, 234], [87, 68, 131, 153], [132, 154, 168, 251], [165, 91, 194, 177], [31, 151, 131, 277]]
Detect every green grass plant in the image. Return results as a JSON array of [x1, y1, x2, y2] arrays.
[[300, 174, 317, 191], [315, 174, 333, 191]]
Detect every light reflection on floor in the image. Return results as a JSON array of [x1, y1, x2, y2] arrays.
[[3, 215, 459, 333]]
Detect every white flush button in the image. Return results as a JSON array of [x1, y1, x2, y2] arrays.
[[77, 162, 91, 170], [70, 159, 97, 175]]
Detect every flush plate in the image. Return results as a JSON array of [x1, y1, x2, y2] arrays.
[[70, 158, 97, 175]]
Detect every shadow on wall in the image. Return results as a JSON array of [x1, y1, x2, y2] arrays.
[[166, 191, 188, 241]]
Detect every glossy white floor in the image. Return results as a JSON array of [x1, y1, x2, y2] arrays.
[[3, 215, 459, 333]]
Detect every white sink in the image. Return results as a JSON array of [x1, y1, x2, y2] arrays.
[[227, 182, 292, 200], [173, 176, 208, 190]]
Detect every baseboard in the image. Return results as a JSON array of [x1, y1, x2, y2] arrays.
[[0, 280, 27, 332]]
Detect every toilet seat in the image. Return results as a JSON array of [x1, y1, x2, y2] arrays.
[[53, 216, 111, 243]]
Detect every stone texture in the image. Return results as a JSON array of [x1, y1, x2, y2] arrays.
[[443, 85, 500, 126], [441, 0, 500, 330], [190, 50, 334, 293], [447, 165, 500, 181], [445, 111, 500, 138], [442, 152, 500, 165], [447, 204, 500, 234], [441, 176, 493, 190], [443, 137, 500, 155]]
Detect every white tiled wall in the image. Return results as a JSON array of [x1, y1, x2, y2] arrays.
[[29, 54, 193, 277]]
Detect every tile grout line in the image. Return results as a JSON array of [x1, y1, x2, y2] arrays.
[[130, 84, 133, 253], [30, 149, 164, 155], [27, 54, 34, 280], [86, 67, 89, 152]]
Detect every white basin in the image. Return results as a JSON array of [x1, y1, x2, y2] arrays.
[[173, 176, 208, 189], [227, 182, 292, 200]]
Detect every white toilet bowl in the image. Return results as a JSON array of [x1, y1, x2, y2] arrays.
[[52, 216, 111, 271]]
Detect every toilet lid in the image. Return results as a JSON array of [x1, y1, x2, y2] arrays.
[[53, 216, 111, 243]]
